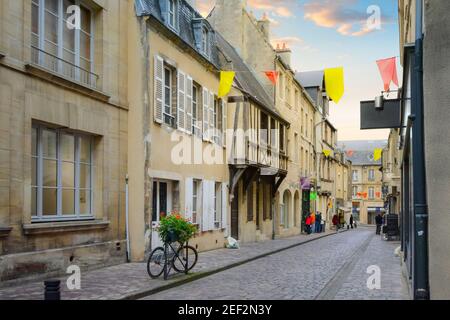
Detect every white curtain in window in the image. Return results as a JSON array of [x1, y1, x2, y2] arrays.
[[184, 178, 193, 222], [221, 182, 228, 234], [202, 180, 215, 231]]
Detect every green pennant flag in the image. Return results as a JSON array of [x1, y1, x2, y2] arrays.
[[310, 192, 317, 201]]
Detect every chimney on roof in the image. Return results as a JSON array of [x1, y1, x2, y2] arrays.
[[257, 12, 270, 40], [276, 42, 292, 67]]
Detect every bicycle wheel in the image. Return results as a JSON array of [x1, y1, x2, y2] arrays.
[[147, 247, 165, 279], [173, 245, 198, 273]]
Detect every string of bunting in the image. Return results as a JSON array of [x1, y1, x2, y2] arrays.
[[219, 66, 346, 102], [373, 148, 383, 161], [376, 57, 399, 92], [323, 149, 332, 158], [324, 67, 344, 104]]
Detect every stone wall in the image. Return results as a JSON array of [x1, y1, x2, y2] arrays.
[[0, 0, 129, 281], [423, 0, 450, 300]]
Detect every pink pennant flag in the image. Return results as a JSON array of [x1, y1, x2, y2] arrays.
[[264, 71, 279, 86], [376, 57, 399, 92], [346, 150, 354, 158]]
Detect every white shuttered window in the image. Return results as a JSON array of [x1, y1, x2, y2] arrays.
[[154, 55, 164, 124], [185, 76, 193, 135], [203, 88, 210, 141], [177, 70, 186, 131]]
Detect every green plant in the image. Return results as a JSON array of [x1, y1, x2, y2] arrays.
[[158, 213, 197, 244]]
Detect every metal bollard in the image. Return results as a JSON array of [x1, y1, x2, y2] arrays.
[[44, 280, 61, 300]]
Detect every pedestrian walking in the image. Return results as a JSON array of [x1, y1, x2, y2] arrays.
[[375, 213, 383, 235], [315, 212, 322, 233], [305, 215, 312, 235], [310, 212, 316, 234], [350, 214, 354, 229], [332, 213, 339, 232], [339, 212, 345, 229]]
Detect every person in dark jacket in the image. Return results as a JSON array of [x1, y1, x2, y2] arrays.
[[350, 214, 354, 229], [375, 213, 383, 235], [332, 214, 339, 232], [305, 215, 310, 235], [316, 212, 322, 233]]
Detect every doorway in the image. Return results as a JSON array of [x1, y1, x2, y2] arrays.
[[151, 180, 173, 249], [301, 190, 311, 232], [231, 189, 239, 239]]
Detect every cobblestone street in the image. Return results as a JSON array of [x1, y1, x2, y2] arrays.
[[143, 227, 409, 300], [0, 227, 409, 300]]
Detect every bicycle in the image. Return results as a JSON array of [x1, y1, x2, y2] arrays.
[[147, 241, 198, 280]]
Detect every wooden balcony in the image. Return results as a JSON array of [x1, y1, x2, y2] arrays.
[[229, 140, 288, 173]]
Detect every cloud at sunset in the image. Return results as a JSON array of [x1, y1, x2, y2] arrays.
[[303, 0, 381, 37], [247, 0, 295, 17], [196, 0, 296, 18], [271, 36, 303, 48]]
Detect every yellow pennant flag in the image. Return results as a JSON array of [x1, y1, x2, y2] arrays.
[[374, 148, 383, 161], [324, 67, 344, 104], [218, 71, 235, 98], [323, 149, 331, 158]]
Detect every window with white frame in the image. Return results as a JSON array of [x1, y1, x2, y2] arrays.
[[368, 169, 375, 181], [369, 187, 375, 199], [31, 0, 95, 87], [192, 179, 200, 225], [32, 124, 94, 221], [202, 27, 209, 56], [352, 170, 358, 182], [168, 0, 176, 29], [212, 97, 224, 145], [214, 182, 222, 229], [353, 186, 358, 197], [192, 83, 202, 137], [163, 66, 176, 127]]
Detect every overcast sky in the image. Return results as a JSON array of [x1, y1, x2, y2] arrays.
[[196, 0, 401, 141]]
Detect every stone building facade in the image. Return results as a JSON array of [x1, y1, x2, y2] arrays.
[[208, 0, 336, 238], [339, 141, 386, 225], [396, 0, 450, 300], [0, 0, 129, 283]]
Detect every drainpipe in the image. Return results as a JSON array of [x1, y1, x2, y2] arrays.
[[412, 0, 429, 300], [125, 175, 130, 262]]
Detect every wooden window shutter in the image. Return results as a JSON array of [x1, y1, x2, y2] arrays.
[[154, 55, 164, 124], [202, 180, 209, 231], [177, 70, 186, 131], [209, 91, 215, 143], [185, 75, 193, 135], [222, 99, 227, 147], [202, 88, 209, 141]]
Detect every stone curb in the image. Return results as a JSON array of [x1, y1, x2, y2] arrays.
[[121, 230, 348, 300]]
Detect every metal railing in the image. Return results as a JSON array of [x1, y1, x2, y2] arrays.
[[31, 46, 98, 88]]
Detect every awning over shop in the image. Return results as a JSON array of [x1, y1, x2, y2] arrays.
[[368, 207, 386, 213]]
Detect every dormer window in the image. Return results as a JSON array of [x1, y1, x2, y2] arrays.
[[193, 18, 212, 57], [168, 0, 176, 28], [202, 27, 209, 55]]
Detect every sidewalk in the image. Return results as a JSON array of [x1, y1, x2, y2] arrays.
[[0, 230, 338, 300]]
